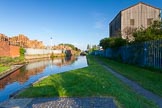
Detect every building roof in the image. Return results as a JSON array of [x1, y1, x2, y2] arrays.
[[109, 2, 161, 24], [122, 2, 161, 12]]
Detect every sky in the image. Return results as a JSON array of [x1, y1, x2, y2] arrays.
[[0, 0, 162, 50]]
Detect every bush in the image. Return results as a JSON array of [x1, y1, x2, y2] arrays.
[[133, 20, 162, 43], [20, 47, 25, 57], [100, 37, 127, 49]]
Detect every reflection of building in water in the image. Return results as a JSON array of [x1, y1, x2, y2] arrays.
[[25, 60, 51, 70], [0, 56, 77, 89], [0, 65, 46, 89]]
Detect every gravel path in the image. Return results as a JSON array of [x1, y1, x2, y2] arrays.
[[96, 58, 162, 108], [28, 97, 117, 108], [0, 97, 117, 108]]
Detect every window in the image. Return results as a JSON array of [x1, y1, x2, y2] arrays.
[[147, 18, 153, 26], [130, 19, 134, 26]]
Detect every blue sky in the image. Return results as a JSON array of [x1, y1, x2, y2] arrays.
[[0, 0, 162, 50]]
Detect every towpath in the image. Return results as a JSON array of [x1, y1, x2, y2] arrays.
[[96, 57, 162, 108]]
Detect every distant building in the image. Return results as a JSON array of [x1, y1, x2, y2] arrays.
[[0, 34, 45, 49], [0, 34, 8, 41], [109, 2, 161, 40]]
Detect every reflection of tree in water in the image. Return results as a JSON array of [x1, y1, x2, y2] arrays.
[[51, 56, 77, 67], [65, 56, 77, 65]]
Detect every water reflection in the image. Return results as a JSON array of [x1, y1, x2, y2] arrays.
[[0, 56, 87, 102], [0, 56, 77, 89]]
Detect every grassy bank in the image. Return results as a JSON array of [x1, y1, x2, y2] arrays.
[[98, 56, 162, 97], [0, 56, 24, 75], [0, 56, 24, 65], [17, 55, 158, 108], [0, 64, 9, 73]]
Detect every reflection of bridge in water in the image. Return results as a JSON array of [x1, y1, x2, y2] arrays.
[[0, 56, 77, 89]]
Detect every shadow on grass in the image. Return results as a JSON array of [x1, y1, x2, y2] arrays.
[[48, 71, 110, 97], [17, 66, 111, 98], [19, 68, 116, 108], [18, 70, 117, 107], [17, 85, 59, 98]]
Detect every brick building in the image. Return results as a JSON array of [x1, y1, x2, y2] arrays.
[[9, 34, 45, 49], [0, 34, 8, 41], [0, 41, 20, 57], [109, 2, 161, 40], [0, 33, 45, 57]]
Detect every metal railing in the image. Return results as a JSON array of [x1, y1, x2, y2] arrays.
[[94, 39, 162, 69]]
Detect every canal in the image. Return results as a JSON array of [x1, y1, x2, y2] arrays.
[[0, 56, 88, 102]]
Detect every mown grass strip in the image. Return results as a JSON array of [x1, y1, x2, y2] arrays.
[[17, 55, 158, 108], [98, 56, 162, 97], [0, 65, 9, 73]]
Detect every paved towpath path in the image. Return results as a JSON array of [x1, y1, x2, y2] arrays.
[[95, 57, 162, 108], [0, 97, 117, 108]]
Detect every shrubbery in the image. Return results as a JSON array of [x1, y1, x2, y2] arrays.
[[133, 20, 162, 43], [99, 37, 127, 49], [20, 47, 25, 57]]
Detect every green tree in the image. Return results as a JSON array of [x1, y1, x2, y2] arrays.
[[99, 37, 126, 49], [133, 20, 162, 43], [87, 44, 91, 50], [99, 38, 110, 49], [20, 47, 25, 57], [92, 45, 98, 51], [58, 43, 80, 51]]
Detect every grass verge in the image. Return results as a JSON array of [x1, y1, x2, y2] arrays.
[[98, 56, 162, 97], [17, 55, 158, 108], [0, 64, 9, 73]]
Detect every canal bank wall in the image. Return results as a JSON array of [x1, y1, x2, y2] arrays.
[[0, 65, 24, 80], [24, 48, 80, 60], [25, 48, 62, 55], [24, 48, 64, 60]]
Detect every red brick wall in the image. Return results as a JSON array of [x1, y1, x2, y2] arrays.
[[10, 45, 20, 57], [0, 41, 20, 57], [0, 41, 10, 56]]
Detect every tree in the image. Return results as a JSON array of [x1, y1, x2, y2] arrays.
[[87, 44, 91, 50], [99, 38, 110, 49], [92, 45, 98, 51], [58, 43, 80, 51], [133, 20, 162, 43], [20, 47, 25, 57], [123, 26, 137, 41], [99, 37, 127, 49]]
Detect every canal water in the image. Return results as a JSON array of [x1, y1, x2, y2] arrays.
[[0, 56, 88, 102]]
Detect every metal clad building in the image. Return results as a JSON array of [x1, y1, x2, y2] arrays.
[[109, 2, 161, 40]]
